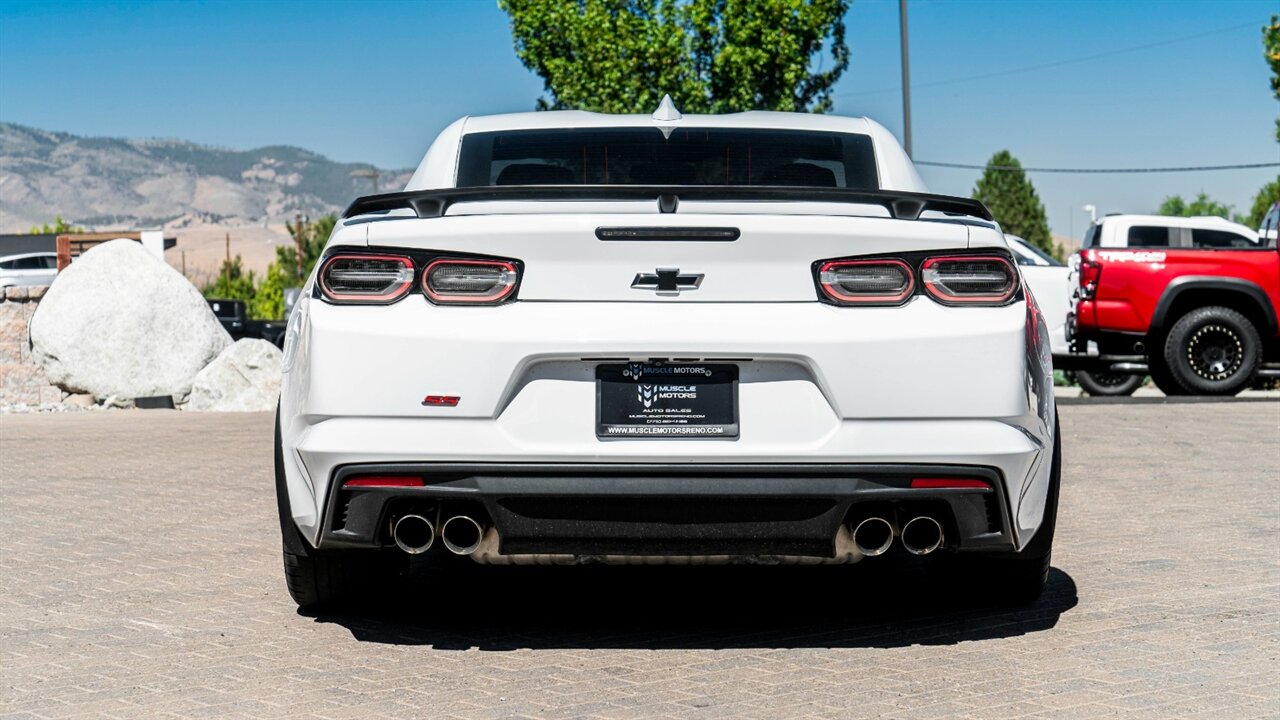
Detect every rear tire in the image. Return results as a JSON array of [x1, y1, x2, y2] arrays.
[[945, 413, 1060, 605], [1162, 306, 1262, 396], [1076, 370, 1143, 397], [275, 407, 406, 610], [1149, 360, 1188, 397]]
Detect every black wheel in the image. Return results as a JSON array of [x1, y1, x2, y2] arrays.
[[1162, 306, 1262, 396], [1149, 359, 1189, 397], [944, 413, 1060, 605], [275, 407, 406, 610], [1076, 370, 1143, 397]]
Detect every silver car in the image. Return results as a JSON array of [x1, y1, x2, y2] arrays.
[[0, 252, 58, 288]]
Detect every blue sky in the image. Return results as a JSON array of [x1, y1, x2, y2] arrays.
[[1, 0, 1277, 238]]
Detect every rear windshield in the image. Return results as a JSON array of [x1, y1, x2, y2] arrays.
[[456, 128, 879, 189]]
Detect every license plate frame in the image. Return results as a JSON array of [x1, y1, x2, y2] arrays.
[[595, 362, 739, 439]]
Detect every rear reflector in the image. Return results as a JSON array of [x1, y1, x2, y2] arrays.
[[342, 476, 425, 488], [911, 478, 992, 489], [319, 254, 414, 303], [921, 255, 1018, 304], [423, 258, 518, 304], [818, 259, 915, 304]]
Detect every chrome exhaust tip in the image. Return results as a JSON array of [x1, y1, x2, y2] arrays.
[[392, 514, 435, 555], [852, 516, 894, 557], [440, 515, 485, 555], [900, 516, 944, 556]]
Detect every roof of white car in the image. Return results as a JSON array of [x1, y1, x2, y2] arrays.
[[0, 252, 56, 261], [1100, 214, 1256, 234]]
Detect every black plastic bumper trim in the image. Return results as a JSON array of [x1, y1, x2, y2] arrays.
[[319, 463, 1014, 557]]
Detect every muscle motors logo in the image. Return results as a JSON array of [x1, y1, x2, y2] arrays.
[[621, 364, 713, 379]]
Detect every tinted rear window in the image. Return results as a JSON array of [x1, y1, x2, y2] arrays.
[[1127, 226, 1172, 247], [457, 128, 879, 189], [1191, 228, 1257, 248]]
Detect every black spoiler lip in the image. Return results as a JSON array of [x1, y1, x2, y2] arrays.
[[342, 185, 994, 223]]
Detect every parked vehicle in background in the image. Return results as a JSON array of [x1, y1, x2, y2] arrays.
[[0, 252, 58, 288], [207, 299, 287, 348], [1260, 202, 1279, 244], [1007, 235, 1070, 355], [275, 104, 1060, 610], [1008, 235, 1142, 396], [1064, 214, 1280, 396]]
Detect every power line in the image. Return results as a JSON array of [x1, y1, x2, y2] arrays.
[[915, 161, 1280, 174], [836, 20, 1257, 99]]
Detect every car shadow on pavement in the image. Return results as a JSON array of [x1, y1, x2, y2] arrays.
[[307, 559, 1078, 650]]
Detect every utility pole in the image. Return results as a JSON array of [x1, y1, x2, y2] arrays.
[[899, 0, 913, 158], [293, 211, 305, 281]]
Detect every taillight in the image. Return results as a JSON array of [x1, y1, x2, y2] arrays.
[[818, 259, 914, 305], [319, 254, 414, 304], [921, 255, 1018, 305], [1078, 251, 1101, 299], [423, 258, 518, 304]]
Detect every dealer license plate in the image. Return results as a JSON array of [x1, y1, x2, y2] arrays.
[[596, 363, 739, 439]]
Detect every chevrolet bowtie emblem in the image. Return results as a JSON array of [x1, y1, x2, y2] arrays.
[[631, 267, 704, 294]]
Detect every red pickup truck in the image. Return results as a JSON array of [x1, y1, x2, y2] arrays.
[[1065, 213, 1280, 396]]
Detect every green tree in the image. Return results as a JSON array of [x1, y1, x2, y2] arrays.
[[1245, 176, 1280, 228], [250, 261, 289, 321], [499, 0, 850, 114], [971, 150, 1057, 260], [202, 254, 256, 305], [1265, 15, 1279, 141], [278, 213, 336, 285], [28, 216, 83, 234], [1157, 192, 1234, 220]]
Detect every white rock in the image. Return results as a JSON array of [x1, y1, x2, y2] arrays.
[[186, 339, 282, 412], [29, 239, 231, 400]]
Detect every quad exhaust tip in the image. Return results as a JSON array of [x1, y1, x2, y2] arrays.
[[392, 514, 435, 555], [901, 516, 944, 556], [440, 515, 486, 555], [852, 516, 894, 557]]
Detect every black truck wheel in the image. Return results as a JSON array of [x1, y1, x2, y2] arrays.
[[1162, 306, 1262, 396], [1076, 371, 1143, 397]]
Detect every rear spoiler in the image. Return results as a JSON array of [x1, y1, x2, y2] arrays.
[[342, 185, 994, 222]]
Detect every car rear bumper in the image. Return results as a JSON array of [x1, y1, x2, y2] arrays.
[[320, 463, 1014, 557]]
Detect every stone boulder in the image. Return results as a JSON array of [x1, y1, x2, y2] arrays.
[[29, 239, 231, 400], [186, 339, 282, 412]]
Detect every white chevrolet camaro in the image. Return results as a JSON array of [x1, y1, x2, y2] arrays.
[[275, 100, 1060, 609]]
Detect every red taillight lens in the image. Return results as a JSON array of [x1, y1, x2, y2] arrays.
[[1078, 251, 1101, 300], [818, 259, 915, 304], [911, 477, 992, 490], [342, 476, 425, 488], [319, 254, 414, 304], [921, 255, 1018, 305], [423, 259, 518, 304]]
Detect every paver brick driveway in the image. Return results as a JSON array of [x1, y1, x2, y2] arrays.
[[1, 399, 1278, 719]]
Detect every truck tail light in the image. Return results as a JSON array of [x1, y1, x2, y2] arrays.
[[423, 259, 518, 304], [1078, 251, 1102, 300], [818, 259, 915, 305], [319, 254, 414, 304], [921, 255, 1018, 305]]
